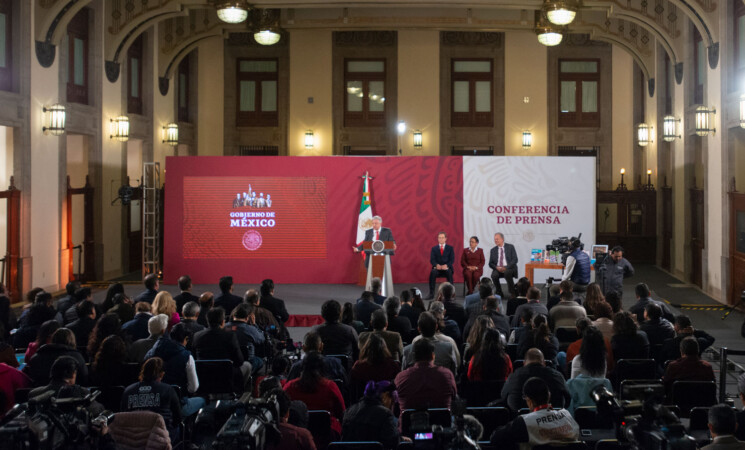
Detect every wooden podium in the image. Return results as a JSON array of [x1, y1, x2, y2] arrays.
[[361, 240, 395, 296]]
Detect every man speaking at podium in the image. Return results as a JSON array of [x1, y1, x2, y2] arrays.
[[352, 215, 396, 265]]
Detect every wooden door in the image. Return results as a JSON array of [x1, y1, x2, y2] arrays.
[[661, 187, 672, 270], [690, 187, 704, 288], [729, 193, 745, 305]]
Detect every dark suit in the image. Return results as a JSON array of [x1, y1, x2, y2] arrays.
[[429, 244, 455, 296], [214, 292, 243, 316], [193, 327, 245, 367], [357, 227, 395, 266], [488, 243, 519, 298], [173, 291, 199, 316]]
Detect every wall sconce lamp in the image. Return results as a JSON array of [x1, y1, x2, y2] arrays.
[[637, 123, 652, 147], [397, 121, 406, 135], [304, 130, 314, 149], [694, 106, 716, 136], [740, 95, 745, 129], [662, 115, 681, 142], [413, 130, 423, 149], [616, 168, 628, 192], [162, 123, 179, 147], [522, 131, 533, 149], [643, 169, 655, 191], [42, 104, 66, 135], [110, 115, 130, 142]]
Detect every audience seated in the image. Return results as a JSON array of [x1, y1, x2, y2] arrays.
[[342, 380, 404, 449], [284, 351, 346, 437], [703, 404, 745, 450], [22, 291, 56, 329], [628, 283, 675, 323], [506, 277, 530, 316], [663, 337, 715, 393], [351, 333, 400, 386], [354, 291, 382, 330], [121, 301, 153, 342], [359, 310, 403, 361], [129, 314, 168, 363], [565, 317, 615, 374], [549, 289, 587, 330], [367, 277, 387, 306], [68, 300, 98, 349], [107, 292, 134, 324], [0, 360, 31, 416], [566, 373, 613, 415], [288, 331, 347, 383], [254, 357, 291, 397], [173, 275, 199, 315], [463, 315, 495, 365], [491, 377, 579, 449], [402, 312, 459, 374], [134, 274, 159, 304], [610, 311, 650, 361], [225, 303, 265, 373], [545, 283, 562, 311], [260, 374, 309, 429], [467, 328, 513, 381], [439, 283, 466, 331], [341, 301, 365, 334], [54, 281, 79, 323], [399, 288, 425, 330], [18, 287, 44, 326], [29, 355, 91, 399], [640, 303, 676, 348], [395, 339, 457, 415], [25, 319, 60, 361], [570, 326, 607, 378], [582, 283, 606, 317], [428, 300, 462, 347], [605, 291, 623, 314], [463, 295, 510, 342], [260, 278, 291, 324], [500, 348, 570, 412], [269, 388, 317, 450], [62, 287, 92, 324], [511, 287, 548, 328], [660, 314, 716, 363], [24, 328, 88, 386], [178, 301, 205, 352], [193, 307, 251, 386], [508, 308, 534, 344], [516, 314, 559, 363], [591, 300, 615, 341], [122, 357, 182, 442], [243, 289, 280, 330], [383, 296, 413, 342], [196, 291, 214, 328], [312, 300, 359, 360], [87, 313, 123, 358], [101, 282, 125, 313], [91, 335, 129, 387], [548, 280, 576, 311], [152, 291, 180, 331], [214, 276, 243, 315], [464, 278, 498, 315]]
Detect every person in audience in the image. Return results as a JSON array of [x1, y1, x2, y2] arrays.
[[100, 282, 125, 313], [508, 308, 534, 344], [591, 301, 615, 341], [507, 277, 531, 316], [462, 236, 486, 296], [703, 404, 745, 450], [354, 291, 382, 330], [571, 326, 607, 378], [287, 331, 347, 383], [734, 373, 745, 442], [226, 303, 264, 373], [468, 327, 512, 381], [173, 275, 199, 315], [491, 377, 579, 448], [107, 292, 134, 324], [255, 357, 291, 398], [134, 273, 159, 304], [145, 322, 206, 418], [196, 291, 214, 328], [87, 313, 123, 358], [22, 291, 56, 329], [29, 355, 91, 399], [398, 289, 420, 329], [663, 337, 715, 392], [177, 301, 205, 345], [395, 339, 457, 414], [547, 280, 574, 311], [18, 287, 44, 326], [55, 281, 80, 323], [121, 301, 152, 342], [545, 283, 562, 312], [629, 283, 675, 323], [63, 287, 91, 324], [359, 309, 403, 361], [129, 314, 168, 363], [214, 276, 242, 314], [311, 299, 359, 360], [341, 301, 365, 334], [464, 278, 496, 314], [661, 314, 716, 363], [408, 288, 427, 329], [402, 312, 459, 374], [243, 289, 280, 331], [284, 351, 346, 437], [516, 314, 559, 363], [640, 303, 675, 349], [428, 300, 462, 347], [463, 315, 495, 364], [383, 296, 412, 341], [25, 319, 60, 361], [464, 295, 510, 341], [68, 300, 97, 351], [439, 282, 466, 331], [566, 370, 613, 415], [342, 380, 404, 449], [122, 357, 182, 442], [152, 291, 180, 330], [91, 335, 129, 387], [583, 283, 606, 317], [24, 328, 87, 386], [549, 289, 587, 330], [260, 279, 290, 324], [351, 333, 400, 386], [605, 291, 623, 314], [0, 359, 32, 416], [193, 307, 251, 386], [511, 287, 548, 327], [365, 277, 387, 306], [501, 348, 570, 412], [611, 311, 650, 361], [566, 317, 615, 374], [269, 388, 317, 450]]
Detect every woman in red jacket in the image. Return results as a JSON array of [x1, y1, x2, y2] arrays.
[[461, 236, 485, 295]]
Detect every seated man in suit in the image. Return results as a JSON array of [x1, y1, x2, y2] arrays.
[[489, 232, 518, 299], [428, 232, 455, 299]]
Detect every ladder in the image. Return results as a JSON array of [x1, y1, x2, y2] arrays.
[[142, 162, 161, 278]]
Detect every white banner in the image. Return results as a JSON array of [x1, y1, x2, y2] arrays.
[[463, 156, 596, 280]]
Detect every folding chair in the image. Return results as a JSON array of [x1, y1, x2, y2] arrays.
[[506, 344, 519, 362], [555, 327, 580, 352], [466, 407, 510, 438], [688, 407, 712, 447], [308, 410, 333, 449], [671, 381, 717, 418], [573, 406, 613, 429], [618, 379, 663, 400], [401, 408, 451, 438], [91, 385, 125, 412], [613, 359, 657, 389], [459, 380, 505, 407], [195, 359, 235, 396], [327, 354, 352, 372]]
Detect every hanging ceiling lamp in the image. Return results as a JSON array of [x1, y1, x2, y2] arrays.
[[254, 28, 281, 45], [216, 1, 249, 24], [544, 0, 579, 26], [535, 10, 564, 47]]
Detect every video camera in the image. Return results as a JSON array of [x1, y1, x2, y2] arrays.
[[546, 233, 583, 255], [195, 392, 281, 449], [0, 390, 114, 450], [410, 399, 479, 450], [592, 384, 696, 450]]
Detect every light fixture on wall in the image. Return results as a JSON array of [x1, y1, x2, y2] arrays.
[[636, 123, 652, 147], [42, 103, 66, 135], [397, 121, 406, 135], [522, 131, 533, 149], [740, 94, 745, 129], [543, 0, 578, 26], [216, 1, 249, 24], [110, 116, 130, 142], [413, 130, 423, 149], [162, 123, 179, 146], [304, 130, 314, 149], [662, 115, 680, 142], [694, 106, 716, 136], [616, 168, 628, 192], [643, 169, 655, 191]]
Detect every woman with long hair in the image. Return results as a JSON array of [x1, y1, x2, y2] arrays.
[[92, 335, 128, 386], [468, 328, 513, 381], [341, 301, 365, 334], [610, 311, 650, 362], [351, 333, 400, 385], [24, 328, 88, 387], [283, 351, 346, 436], [24, 319, 60, 361], [517, 314, 559, 362], [152, 291, 180, 330], [100, 282, 125, 313], [463, 315, 494, 365], [87, 314, 122, 358], [571, 326, 607, 378], [583, 283, 605, 317], [591, 301, 615, 341]]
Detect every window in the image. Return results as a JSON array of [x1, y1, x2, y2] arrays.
[[344, 59, 386, 127], [558, 59, 600, 127], [736, 0, 745, 76], [127, 35, 143, 115], [693, 27, 705, 104], [67, 8, 89, 104], [451, 59, 493, 127], [0, 0, 11, 91], [236, 59, 278, 127], [664, 52, 672, 114], [177, 54, 190, 123]]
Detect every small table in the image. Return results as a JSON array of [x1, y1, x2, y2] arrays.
[[524, 261, 593, 284]]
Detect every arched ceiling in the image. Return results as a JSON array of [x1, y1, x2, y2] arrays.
[[33, 0, 722, 92]]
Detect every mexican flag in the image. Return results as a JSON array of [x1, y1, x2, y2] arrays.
[[356, 172, 373, 247]]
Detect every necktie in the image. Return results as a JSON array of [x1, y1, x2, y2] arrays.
[[375, 230, 380, 241], [440, 245, 444, 255], [499, 247, 505, 266]]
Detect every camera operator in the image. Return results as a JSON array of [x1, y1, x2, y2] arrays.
[[29, 355, 96, 404], [561, 237, 591, 302], [594, 246, 634, 298], [266, 388, 315, 450]]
